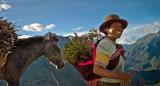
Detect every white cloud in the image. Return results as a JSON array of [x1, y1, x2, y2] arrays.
[[45, 24, 56, 29], [128, 21, 160, 36], [117, 21, 160, 44], [73, 27, 84, 31], [63, 31, 89, 36], [18, 35, 32, 39], [22, 23, 57, 32], [2, 17, 7, 19], [117, 36, 135, 44], [22, 23, 43, 32], [0, 4, 12, 11]]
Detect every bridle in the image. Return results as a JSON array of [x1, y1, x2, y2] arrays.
[[42, 40, 63, 63], [42, 40, 62, 86], [47, 56, 63, 63], [42, 40, 46, 56]]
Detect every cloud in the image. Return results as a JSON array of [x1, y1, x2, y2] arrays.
[[127, 21, 160, 36], [22, 23, 56, 32], [22, 23, 43, 32], [117, 36, 135, 44], [45, 24, 56, 29], [0, 4, 12, 11], [3, 17, 7, 19], [18, 35, 32, 39], [73, 27, 84, 31], [63, 31, 89, 36], [117, 21, 160, 44]]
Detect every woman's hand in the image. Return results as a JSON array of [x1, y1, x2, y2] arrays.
[[119, 72, 134, 82]]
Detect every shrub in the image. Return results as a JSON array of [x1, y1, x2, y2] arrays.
[[62, 28, 103, 65]]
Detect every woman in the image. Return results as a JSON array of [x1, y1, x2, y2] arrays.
[[93, 14, 134, 86]]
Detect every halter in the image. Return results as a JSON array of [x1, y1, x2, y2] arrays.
[[42, 40, 62, 86], [42, 40, 63, 63], [47, 56, 63, 63]]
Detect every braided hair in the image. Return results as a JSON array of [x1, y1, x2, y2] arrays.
[[95, 23, 112, 48]]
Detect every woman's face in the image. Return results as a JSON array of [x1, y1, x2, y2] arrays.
[[106, 22, 124, 39]]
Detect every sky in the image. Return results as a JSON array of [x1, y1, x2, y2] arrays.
[[0, 0, 160, 44]]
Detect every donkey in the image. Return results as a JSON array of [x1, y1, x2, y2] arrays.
[[0, 32, 64, 86]]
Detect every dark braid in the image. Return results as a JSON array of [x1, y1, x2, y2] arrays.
[[95, 23, 112, 48], [95, 36, 106, 48]]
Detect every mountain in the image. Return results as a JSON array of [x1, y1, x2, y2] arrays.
[[157, 30, 160, 34], [125, 30, 160, 85], [43, 32, 70, 49], [20, 57, 86, 86], [121, 44, 132, 50], [125, 30, 160, 71]]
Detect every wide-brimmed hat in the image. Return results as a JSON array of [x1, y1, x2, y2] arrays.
[[99, 14, 128, 32]]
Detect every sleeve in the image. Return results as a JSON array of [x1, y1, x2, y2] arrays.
[[94, 41, 114, 68]]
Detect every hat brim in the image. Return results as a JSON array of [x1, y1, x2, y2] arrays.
[[99, 19, 128, 32]]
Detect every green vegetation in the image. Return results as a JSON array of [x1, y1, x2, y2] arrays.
[[61, 28, 103, 64]]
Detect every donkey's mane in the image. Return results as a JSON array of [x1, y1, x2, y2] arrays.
[[16, 36, 45, 46]]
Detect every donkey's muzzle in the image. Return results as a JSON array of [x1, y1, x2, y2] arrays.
[[57, 63, 64, 69]]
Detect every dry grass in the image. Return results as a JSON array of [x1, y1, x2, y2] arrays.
[[0, 17, 18, 68]]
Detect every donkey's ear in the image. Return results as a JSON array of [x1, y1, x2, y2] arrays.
[[48, 32, 59, 42], [53, 35, 59, 42], [48, 32, 53, 40]]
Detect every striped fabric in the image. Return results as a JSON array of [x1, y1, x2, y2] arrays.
[[94, 53, 110, 67]]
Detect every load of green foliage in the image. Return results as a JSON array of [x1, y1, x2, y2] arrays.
[[0, 17, 18, 67], [62, 28, 103, 65]]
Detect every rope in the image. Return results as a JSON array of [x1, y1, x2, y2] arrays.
[[47, 60, 60, 86], [120, 71, 145, 86], [130, 72, 145, 86]]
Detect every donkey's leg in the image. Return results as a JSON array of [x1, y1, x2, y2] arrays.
[[7, 78, 20, 86]]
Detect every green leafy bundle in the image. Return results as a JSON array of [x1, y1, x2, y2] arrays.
[[62, 28, 103, 65]]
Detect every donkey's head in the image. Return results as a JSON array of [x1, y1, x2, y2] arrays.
[[43, 32, 64, 69]]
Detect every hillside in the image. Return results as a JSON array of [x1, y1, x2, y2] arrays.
[[125, 30, 160, 85], [125, 30, 160, 71], [20, 57, 86, 86]]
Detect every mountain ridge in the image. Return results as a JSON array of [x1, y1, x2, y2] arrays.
[[125, 30, 160, 71]]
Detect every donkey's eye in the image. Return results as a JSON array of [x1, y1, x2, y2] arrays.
[[54, 47, 57, 49]]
